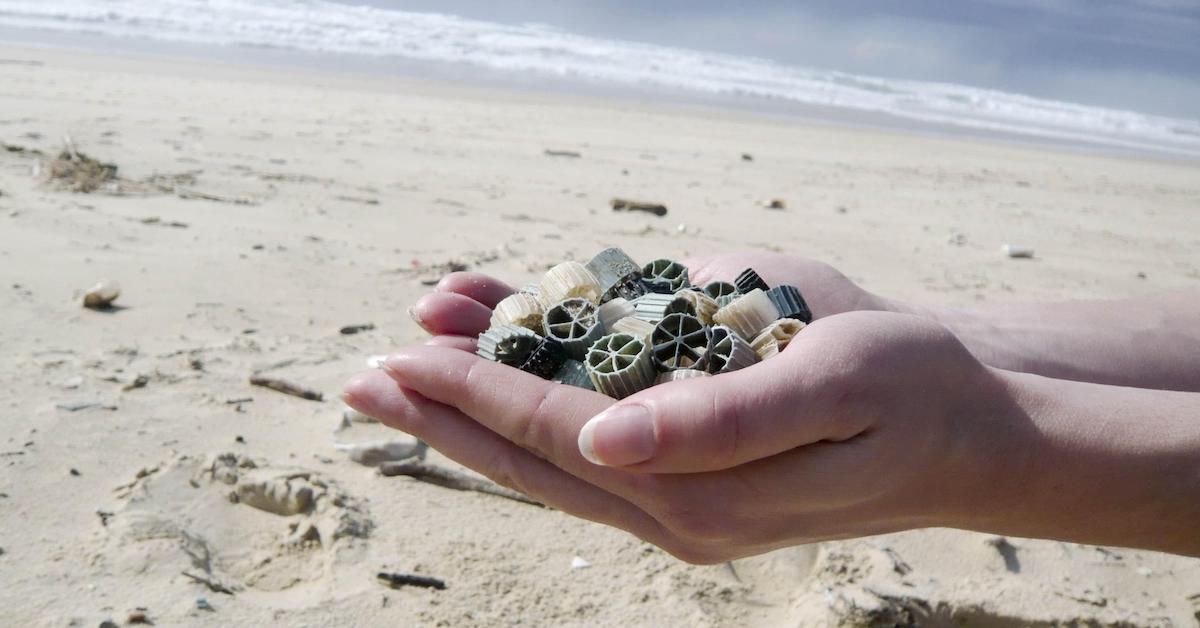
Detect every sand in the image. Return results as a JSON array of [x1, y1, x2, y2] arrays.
[[1, 44, 1199, 627]]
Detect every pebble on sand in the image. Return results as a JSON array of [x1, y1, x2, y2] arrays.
[[82, 279, 120, 309]]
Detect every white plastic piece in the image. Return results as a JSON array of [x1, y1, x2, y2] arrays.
[[538, 261, 603, 305], [597, 297, 635, 332], [366, 355, 389, 369], [1002, 244, 1035, 259], [334, 440, 428, 466], [713, 289, 779, 340], [83, 279, 120, 308], [571, 556, 592, 570], [490, 292, 545, 332]]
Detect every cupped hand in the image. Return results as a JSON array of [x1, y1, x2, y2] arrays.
[[344, 311, 1020, 563]]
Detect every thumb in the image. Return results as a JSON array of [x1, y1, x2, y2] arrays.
[[576, 355, 865, 473]]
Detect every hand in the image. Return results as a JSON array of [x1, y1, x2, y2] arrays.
[[407, 252, 892, 350], [343, 311, 1017, 563]]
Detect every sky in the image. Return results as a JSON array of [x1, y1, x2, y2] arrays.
[[349, 0, 1200, 118]]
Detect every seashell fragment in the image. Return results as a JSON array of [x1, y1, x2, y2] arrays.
[[672, 289, 718, 325], [655, 369, 712, 385], [641, 259, 690, 294], [544, 298, 604, 360], [519, 336, 569, 380], [734, 268, 770, 294], [538, 261, 602, 305], [703, 281, 738, 300], [610, 316, 656, 341], [713, 289, 779, 340], [490, 292, 545, 332], [335, 439, 428, 466], [751, 318, 807, 360], [705, 325, 761, 374], [586, 247, 647, 302], [82, 279, 120, 309], [552, 360, 595, 390], [765, 285, 813, 324], [477, 325, 542, 367], [650, 313, 711, 371], [631, 293, 697, 324], [585, 333, 656, 399], [597, 297, 636, 332]]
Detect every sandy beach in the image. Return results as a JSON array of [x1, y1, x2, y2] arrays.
[[1, 44, 1199, 626]]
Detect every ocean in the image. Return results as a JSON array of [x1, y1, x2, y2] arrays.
[[1, 0, 1197, 157]]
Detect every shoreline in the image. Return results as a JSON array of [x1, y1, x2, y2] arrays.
[[1, 33, 1196, 165]]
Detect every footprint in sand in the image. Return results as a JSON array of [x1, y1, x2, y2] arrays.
[[93, 452, 373, 596]]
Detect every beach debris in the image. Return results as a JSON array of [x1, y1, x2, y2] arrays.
[[377, 571, 447, 591], [182, 571, 236, 596], [127, 610, 151, 625], [490, 292, 545, 332], [767, 198, 786, 210], [1002, 244, 1035, 259], [650, 314, 711, 371], [586, 333, 656, 399], [99, 620, 118, 628], [61, 375, 83, 389], [611, 197, 668, 217], [225, 397, 253, 405], [70, 468, 82, 477], [543, 298, 604, 360], [473, 248, 809, 398], [122, 374, 150, 392], [741, 153, 754, 162], [379, 461, 543, 507], [195, 597, 214, 611], [335, 439, 428, 467], [544, 149, 582, 158], [82, 279, 120, 309], [249, 375, 323, 401], [46, 136, 118, 193], [138, 216, 189, 228], [339, 323, 375, 335], [56, 400, 117, 412], [571, 556, 592, 570]]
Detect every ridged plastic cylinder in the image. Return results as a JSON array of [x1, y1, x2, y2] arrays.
[[641, 259, 690, 294], [477, 325, 542, 367], [766, 285, 813, 324], [655, 369, 712, 385], [586, 247, 646, 302], [705, 325, 761, 374], [713, 289, 779, 340], [538, 261, 602, 305], [672, 289, 718, 325], [751, 318, 807, 360], [552, 360, 595, 390], [703, 281, 739, 300], [519, 336, 569, 380], [631, 293, 696, 324], [597, 297, 636, 333], [543, 298, 605, 360], [610, 316, 656, 341], [490, 292, 545, 332], [734, 268, 770, 294], [650, 313, 711, 372]]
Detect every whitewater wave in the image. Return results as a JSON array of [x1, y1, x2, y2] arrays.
[[1, 0, 1197, 156]]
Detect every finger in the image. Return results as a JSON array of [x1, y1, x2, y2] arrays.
[[425, 335, 478, 353], [576, 330, 873, 473], [410, 292, 493, 337], [341, 369, 676, 547], [679, 257, 717, 286], [435, 271, 515, 309], [380, 347, 648, 490]]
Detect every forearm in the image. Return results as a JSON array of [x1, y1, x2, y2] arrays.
[[887, 293, 1200, 391], [972, 370, 1200, 556]]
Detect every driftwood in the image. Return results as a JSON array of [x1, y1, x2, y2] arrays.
[[376, 571, 446, 591], [249, 376, 323, 401], [378, 461, 543, 507], [181, 571, 236, 595], [611, 197, 668, 217]]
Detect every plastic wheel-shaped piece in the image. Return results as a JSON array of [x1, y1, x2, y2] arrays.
[[519, 336, 569, 380], [543, 298, 604, 360], [766, 285, 813, 324], [631, 293, 697, 324], [585, 333, 656, 399], [477, 325, 542, 367], [713, 289, 779, 340], [703, 281, 739, 300], [641, 259, 690, 294], [586, 247, 647, 302], [751, 318, 807, 360], [672, 289, 718, 325], [705, 325, 761, 375], [650, 313, 711, 372]]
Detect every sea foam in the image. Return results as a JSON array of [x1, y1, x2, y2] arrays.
[[1, 0, 1197, 156]]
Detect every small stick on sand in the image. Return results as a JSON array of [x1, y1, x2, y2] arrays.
[[544, 149, 582, 158], [611, 197, 668, 217], [376, 572, 447, 591], [181, 571, 237, 595], [249, 376, 324, 401], [378, 461, 543, 507]]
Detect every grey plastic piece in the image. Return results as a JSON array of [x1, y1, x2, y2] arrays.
[[631, 293, 697, 324], [715, 294, 739, 308], [477, 325, 542, 367], [520, 336, 569, 380], [585, 333, 656, 399], [543, 298, 605, 360], [650, 313, 711, 372], [597, 297, 636, 332], [705, 325, 761, 374], [586, 247, 647, 302], [703, 281, 739, 300], [766, 285, 813, 324], [735, 268, 770, 294], [552, 360, 595, 390], [642, 259, 690, 294]]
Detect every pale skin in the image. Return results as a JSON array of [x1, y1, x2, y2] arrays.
[[342, 252, 1200, 562]]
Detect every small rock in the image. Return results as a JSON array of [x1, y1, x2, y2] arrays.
[[127, 610, 150, 625], [235, 435, 245, 444], [98, 621, 118, 628], [339, 323, 376, 335], [767, 198, 786, 210], [69, 468, 81, 477], [571, 556, 592, 570], [1002, 244, 1035, 259], [196, 597, 214, 611], [61, 376, 84, 389], [82, 279, 120, 309], [122, 374, 150, 392], [1136, 271, 1147, 279], [741, 153, 754, 162]]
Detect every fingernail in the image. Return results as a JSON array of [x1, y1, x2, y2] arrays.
[[578, 403, 656, 467], [408, 306, 425, 328]]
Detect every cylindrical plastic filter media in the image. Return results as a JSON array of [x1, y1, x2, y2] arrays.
[[585, 333, 657, 399], [713, 289, 779, 340]]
